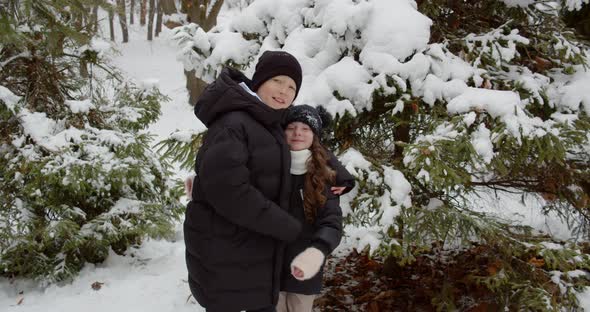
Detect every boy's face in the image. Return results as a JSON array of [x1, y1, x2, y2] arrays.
[[256, 75, 297, 110]]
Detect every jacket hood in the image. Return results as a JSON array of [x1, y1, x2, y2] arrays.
[[194, 67, 287, 127]]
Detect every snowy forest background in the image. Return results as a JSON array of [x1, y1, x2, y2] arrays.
[[1, 0, 590, 311]]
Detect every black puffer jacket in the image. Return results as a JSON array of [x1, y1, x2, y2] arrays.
[[281, 156, 355, 295], [184, 67, 302, 311]]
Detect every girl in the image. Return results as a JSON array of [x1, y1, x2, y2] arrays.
[[278, 105, 355, 312]]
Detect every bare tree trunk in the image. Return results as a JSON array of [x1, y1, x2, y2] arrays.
[[182, 0, 224, 31], [117, 0, 129, 43], [160, 0, 177, 15], [77, 8, 86, 29], [147, 0, 155, 40], [393, 108, 412, 162], [161, 0, 181, 29], [108, 7, 115, 41], [181, 0, 225, 104], [183, 0, 200, 26], [205, 0, 224, 31], [155, 0, 163, 37], [140, 0, 147, 26], [129, 0, 135, 24], [80, 58, 89, 78], [73, 8, 89, 78], [185, 70, 209, 105], [7, 0, 18, 15], [92, 5, 99, 33]]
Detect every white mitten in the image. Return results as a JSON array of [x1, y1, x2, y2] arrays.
[[290, 247, 325, 281], [184, 174, 195, 200]]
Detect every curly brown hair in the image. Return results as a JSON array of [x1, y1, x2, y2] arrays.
[[303, 136, 336, 223]]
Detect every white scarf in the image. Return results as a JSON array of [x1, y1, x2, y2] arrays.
[[290, 149, 311, 175]]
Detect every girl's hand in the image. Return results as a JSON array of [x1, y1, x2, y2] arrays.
[[291, 266, 304, 279], [331, 186, 346, 195], [290, 247, 325, 280]]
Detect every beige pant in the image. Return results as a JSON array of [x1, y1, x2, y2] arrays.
[[276, 291, 316, 312]]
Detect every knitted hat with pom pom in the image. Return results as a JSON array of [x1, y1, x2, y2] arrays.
[[284, 104, 331, 136]]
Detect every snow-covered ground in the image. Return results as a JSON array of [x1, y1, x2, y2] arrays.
[[2, 7, 590, 312], [0, 237, 198, 312]]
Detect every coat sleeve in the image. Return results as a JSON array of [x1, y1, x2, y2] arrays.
[[327, 151, 356, 195], [311, 196, 343, 256], [198, 126, 301, 242]]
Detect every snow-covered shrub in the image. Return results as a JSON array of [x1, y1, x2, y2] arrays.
[[0, 0, 183, 283]]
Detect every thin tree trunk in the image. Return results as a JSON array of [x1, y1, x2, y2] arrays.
[[180, 0, 188, 13], [183, 0, 199, 25], [155, 0, 163, 37], [73, 8, 83, 30], [129, 0, 135, 25], [140, 0, 147, 26], [185, 70, 209, 105], [108, 7, 115, 41], [79, 8, 87, 29], [160, 0, 180, 29], [91, 5, 99, 32], [117, 0, 129, 43], [7, 0, 16, 14], [160, 0, 177, 15], [77, 7, 89, 79], [147, 0, 155, 40], [80, 59, 89, 78], [204, 0, 224, 31], [182, 0, 223, 32], [181, 1, 225, 104]]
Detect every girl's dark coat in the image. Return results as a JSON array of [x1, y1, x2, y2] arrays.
[[280, 160, 355, 295]]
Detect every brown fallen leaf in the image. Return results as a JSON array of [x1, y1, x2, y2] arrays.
[[487, 260, 502, 276], [356, 291, 375, 303], [410, 102, 419, 114], [366, 301, 380, 312], [332, 287, 352, 298], [468, 302, 490, 312], [374, 290, 396, 300], [91, 281, 104, 291], [534, 56, 552, 71], [541, 192, 557, 202], [528, 257, 545, 268]]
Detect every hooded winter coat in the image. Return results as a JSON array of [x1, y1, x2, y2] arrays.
[[184, 67, 302, 311]]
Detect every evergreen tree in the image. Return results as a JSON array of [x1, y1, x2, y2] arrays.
[[164, 0, 590, 309], [0, 0, 183, 283], [562, 1, 590, 39]]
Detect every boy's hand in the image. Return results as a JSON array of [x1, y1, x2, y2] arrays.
[[184, 175, 195, 200], [331, 186, 346, 195]]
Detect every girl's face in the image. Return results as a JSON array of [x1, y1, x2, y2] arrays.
[[285, 122, 314, 151], [256, 75, 297, 110]]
